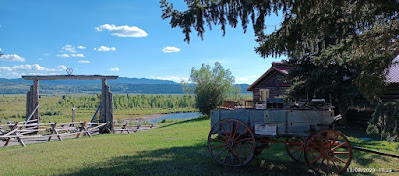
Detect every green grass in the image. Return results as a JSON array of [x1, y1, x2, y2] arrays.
[[0, 94, 196, 123], [0, 117, 398, 176]]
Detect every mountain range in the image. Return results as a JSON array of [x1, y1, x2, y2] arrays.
[[0, 77, 250, 94]]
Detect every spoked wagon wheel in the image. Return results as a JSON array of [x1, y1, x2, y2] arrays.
[[286, 137, 306, 162], [304, 130, 352, 174], [208, 119, 256, 167]]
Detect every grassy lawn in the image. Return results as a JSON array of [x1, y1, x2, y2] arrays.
[[0, 116, 398, 176]]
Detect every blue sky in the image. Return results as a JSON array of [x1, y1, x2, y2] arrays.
[[0, 0, 285, 84]]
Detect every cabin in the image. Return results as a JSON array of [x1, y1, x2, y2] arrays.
[[248, 57, 399, 104], [247, 62, 291, 104]]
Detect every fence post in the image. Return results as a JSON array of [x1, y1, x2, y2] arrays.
[[72, 108, 76, 123]]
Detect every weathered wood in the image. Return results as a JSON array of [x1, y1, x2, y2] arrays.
[[32, 80, 39, 122], [76, 122, 85, 138], [21, 75, 117, 135], [25, 105, 39, 125], [99, 79, 106, 125], [109, 92, 114, 131], [26, 91, 30, 120], [72, 108, 76, 123], [3, 122, 18, 146], [48, 122, 60, 141], [22, 75, 118, 80], [105, 86, 110, 125]]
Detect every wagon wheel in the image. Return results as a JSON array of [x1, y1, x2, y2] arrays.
[[286, 137, 305, 162], [208, 119, 256, 167], [304, 130, 352, 174]]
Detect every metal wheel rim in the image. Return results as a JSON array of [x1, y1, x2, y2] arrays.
[[207, 119, 256, 167], [304, 130, 352, 174]]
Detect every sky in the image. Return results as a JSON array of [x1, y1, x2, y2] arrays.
[[0, 0, 286, 84]]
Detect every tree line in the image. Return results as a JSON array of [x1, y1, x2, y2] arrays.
[[51, 94, 196, 110]]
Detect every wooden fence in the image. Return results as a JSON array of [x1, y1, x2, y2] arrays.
[[0, 120, 157, 147], [0, 120, 107, 147]]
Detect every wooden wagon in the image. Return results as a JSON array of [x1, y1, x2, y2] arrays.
[[208, 100, 352, 174]]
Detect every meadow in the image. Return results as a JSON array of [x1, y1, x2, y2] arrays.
[[0, 94, 199, 123], [0, 116, 398, 176]]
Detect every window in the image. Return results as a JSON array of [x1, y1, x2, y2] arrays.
[[260, 89, 270, 102]]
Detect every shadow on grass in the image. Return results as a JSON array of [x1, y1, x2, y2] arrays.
[[58, 120, 393, 176], [59, 141, 314, 176], [57, 142, 390, 176]]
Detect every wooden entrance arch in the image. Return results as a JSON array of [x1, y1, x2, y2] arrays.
[[21, 75, 118, 133]]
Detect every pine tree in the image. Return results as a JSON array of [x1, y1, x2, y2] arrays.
[[161, 0, 399, 121]]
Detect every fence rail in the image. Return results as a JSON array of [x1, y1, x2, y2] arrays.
[[0, 120, 108, 147]]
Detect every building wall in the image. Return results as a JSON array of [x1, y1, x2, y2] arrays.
[[381, 83, 399, 102], [251, 71, 290, 103]]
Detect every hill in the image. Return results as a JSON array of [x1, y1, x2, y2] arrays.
[[0, 77, 250, 94]]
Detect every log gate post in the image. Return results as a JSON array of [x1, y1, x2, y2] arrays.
[[99, 78, 114, 133], [22, 75, 117, 134], [26, 79, 39, 122]]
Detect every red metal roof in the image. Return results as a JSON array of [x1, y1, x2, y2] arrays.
[[387, 55, 399, 83], [247, 62, 291, 91]]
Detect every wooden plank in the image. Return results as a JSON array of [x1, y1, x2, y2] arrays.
[[109, 91, 114, 131], [32, 80, 39, 122], [26, 90, 30, 121], [22, 75, 118, 80], [100, 79, 106, 124], [72, 108, 76, 123], [105, 86, 110, 124]]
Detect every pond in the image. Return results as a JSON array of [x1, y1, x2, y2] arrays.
[[148, 112, 203, 123]]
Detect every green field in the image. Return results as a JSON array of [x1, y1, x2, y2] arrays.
[[0, 116, 398, 176], [0, 94, 197, 123]]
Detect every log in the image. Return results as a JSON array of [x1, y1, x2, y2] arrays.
[[72, 108, 76, 123], [32, 80, 39, 121], [109, 91, 114, 131], [22, 75, 118, 80], [26, 91, 30, 121]]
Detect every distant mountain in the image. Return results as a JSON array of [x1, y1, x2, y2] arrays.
[[0, 77, 250, 94], [0, 77, 176, 85]]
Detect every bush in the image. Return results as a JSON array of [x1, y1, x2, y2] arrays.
[[186, 62, 239, 115]]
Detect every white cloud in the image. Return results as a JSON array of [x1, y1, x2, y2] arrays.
[[235, 75, 260, 84], [6, 72, 59, 78], [57, 53, 84, 58], [57, 65, 67, 71], [94, 46, 116, 52], [38, 58, 43, 60], [0, 64, 67, 72], [43, 53, 50, 56], [0, 48, 2, 52], [7, 72, 21, 77], [61, 44, 76, 53], [57, 54, 70, 58], [95, 24, 148, 37], [162, 46, 181, 53], [70, 54, 85, 58], [109, 67, 120, 71], [155, 76, 189, 83], [77, 46, 86, 49], [78, 60, 90, 64], [0, 54, 25, 62]]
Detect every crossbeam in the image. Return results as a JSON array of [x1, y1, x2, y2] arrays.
[[22, 75, 118, 80]]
